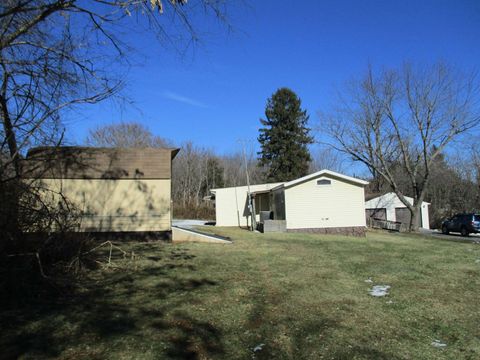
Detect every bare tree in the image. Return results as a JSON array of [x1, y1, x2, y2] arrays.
[[421, 150, 479, 227], [322, 63, 480, 231], [86, 121, 171, 148], [0, 0, 232, 268], [172, 142, 268, 219], [171, 141, 226, 218], [0, 0, 231, 179], [309, 146, 345, 173], [173, 141, 206, 207], [221, 147, 265, 188]]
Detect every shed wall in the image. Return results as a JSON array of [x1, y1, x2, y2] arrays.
[[365, 193, 430, 229], [32, 178, 172, 232]]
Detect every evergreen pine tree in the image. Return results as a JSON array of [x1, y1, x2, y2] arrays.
[[258, 88, 313, 182]]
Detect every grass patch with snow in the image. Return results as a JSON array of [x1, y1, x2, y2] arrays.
[[1, 228, 479, 359]]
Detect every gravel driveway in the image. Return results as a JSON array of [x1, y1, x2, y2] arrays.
[[419, 228, 480, 243]]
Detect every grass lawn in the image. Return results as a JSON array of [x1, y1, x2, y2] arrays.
[[1, 228, 480, 359]]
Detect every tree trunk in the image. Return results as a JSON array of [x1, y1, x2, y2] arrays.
[[0, 91, 20, 237], [0, 93, 20, 177], [409, 203, 422, 232]]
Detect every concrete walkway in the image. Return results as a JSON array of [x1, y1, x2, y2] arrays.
[[172, 226, 232, 244], [172, 219, 210, 228], [171, 219, 230, 244]]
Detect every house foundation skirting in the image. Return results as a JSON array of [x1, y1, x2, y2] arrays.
[[287, 226, 366, 237]]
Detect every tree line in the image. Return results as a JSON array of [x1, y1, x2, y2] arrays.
[[85, 74, 480, 230], [84, 116, 480, 229]]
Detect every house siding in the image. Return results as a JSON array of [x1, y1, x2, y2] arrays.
[[284, 175, 366, 229]]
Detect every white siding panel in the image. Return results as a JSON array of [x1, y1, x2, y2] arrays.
[[284, 176, 366, 229], [214, 186, 248, 227], [214, 183, 283, 227]]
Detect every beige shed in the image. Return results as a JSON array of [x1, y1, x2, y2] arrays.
[[23, 146, 179, 234]]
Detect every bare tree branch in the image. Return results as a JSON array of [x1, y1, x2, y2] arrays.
[[321, 62, 480, 231]]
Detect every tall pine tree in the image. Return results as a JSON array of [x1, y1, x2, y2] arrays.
[[258, 88, 313, 182]]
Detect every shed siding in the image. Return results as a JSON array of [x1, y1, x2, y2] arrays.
[[421, 205, 430, 230], [365, 193, 430, 229], [395, 207, 422, 228], [284, 176, 366, 229], [33, 178, 171, 232], [365, 208, 387, 221]]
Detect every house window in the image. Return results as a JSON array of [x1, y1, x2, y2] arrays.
[[317, 179, 331, 185]]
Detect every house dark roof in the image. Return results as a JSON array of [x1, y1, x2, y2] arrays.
[[22, 146, 179, 180]]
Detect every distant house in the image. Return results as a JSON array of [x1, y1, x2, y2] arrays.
[[365, 192, 430, 229], [23, 146, 179, 234], [211, 170, 369, 236]]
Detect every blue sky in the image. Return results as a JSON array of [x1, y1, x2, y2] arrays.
[[66, 0, 480, 157]]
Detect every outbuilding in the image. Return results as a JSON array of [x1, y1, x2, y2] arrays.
[[23, 146, 179, 235], [365, 192, 430, 229], [211, 170, 369, 236]]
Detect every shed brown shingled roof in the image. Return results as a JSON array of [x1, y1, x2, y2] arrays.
[[22, 146, 179, 180]]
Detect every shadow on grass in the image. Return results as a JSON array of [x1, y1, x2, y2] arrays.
[[240, 266, 403, 360], [0, 244, 223, 359], [153, 312, 224, 359]]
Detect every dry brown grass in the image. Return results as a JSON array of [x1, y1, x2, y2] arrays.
[[1, 228, 479, 359]]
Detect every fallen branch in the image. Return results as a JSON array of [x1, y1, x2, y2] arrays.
[[82, 241, 127, 260], [67, 240, 135, 272]]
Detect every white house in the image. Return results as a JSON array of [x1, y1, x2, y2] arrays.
[[365, 192, 430, 229], [211, 170, 369, 236]]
